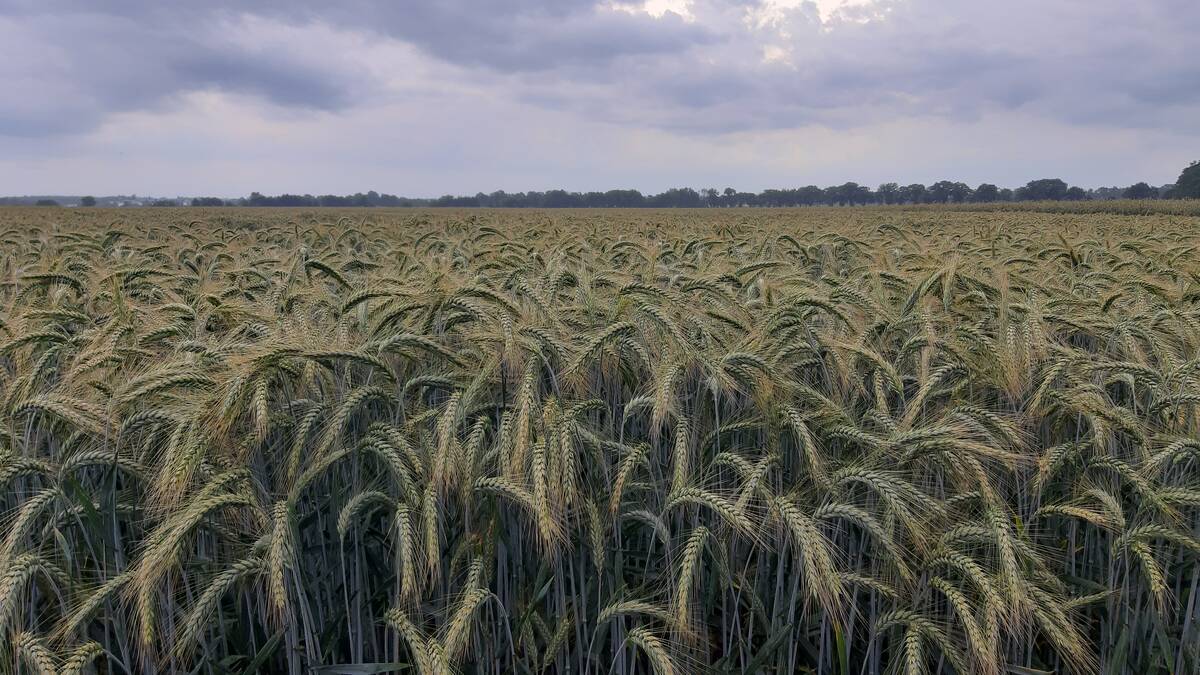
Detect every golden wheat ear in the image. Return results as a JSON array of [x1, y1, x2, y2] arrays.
[[4, 206, 1198, 674]]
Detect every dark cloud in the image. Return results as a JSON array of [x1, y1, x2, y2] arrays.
[[0, 0, 716, 137], [0, 0, 1197, 141], [170, 51, 354, 110], [342, 1, 715, 72], [0, 5, 369, 136]]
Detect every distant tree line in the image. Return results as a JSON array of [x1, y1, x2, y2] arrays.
[[220, 175, 1190, 208], [5, 161, 1198, 208], [237, 191, 422, 207]]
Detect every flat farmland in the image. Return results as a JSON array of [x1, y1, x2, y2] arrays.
[[2, 205, 1199, 674]]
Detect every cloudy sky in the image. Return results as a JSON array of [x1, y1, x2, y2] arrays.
[[1, 0, 1197, 196]]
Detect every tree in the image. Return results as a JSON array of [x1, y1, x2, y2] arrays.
[[877, 183, 900, 204], [797, 186, 824, 206], [925, 181, 973, 203], [824, 182, 871, 206], [734, 191, 759, 206], [1090, 187, 1124, 200], [1167, 161, 1200, 199], [900, 184, 927, 204], [1122, 182, 1156, 200], [759, 189, 788, 207], [605, 189, 645, 208], [80, 196, 97, 207], [850, 182, 874, 205], [1064, 186, 1087, 201], [972, 184, 999, 202], [34, 199, 60, 206], [648, 187, 701, 208], [543, 190, 582, 208], [1016, 178, 1068, 201]]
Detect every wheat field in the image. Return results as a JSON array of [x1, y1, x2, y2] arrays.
[[1, 206, 1199, 674]]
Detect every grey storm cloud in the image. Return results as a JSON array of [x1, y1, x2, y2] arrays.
[[339, 1, 717, 71], [0, 0, 717, 136], [0, 5, 364, 135], [1, 0, 1198, 138]]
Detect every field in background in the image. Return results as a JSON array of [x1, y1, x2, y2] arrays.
[[2, 205, 1199, 674], [889, 199, 1200, 216]]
